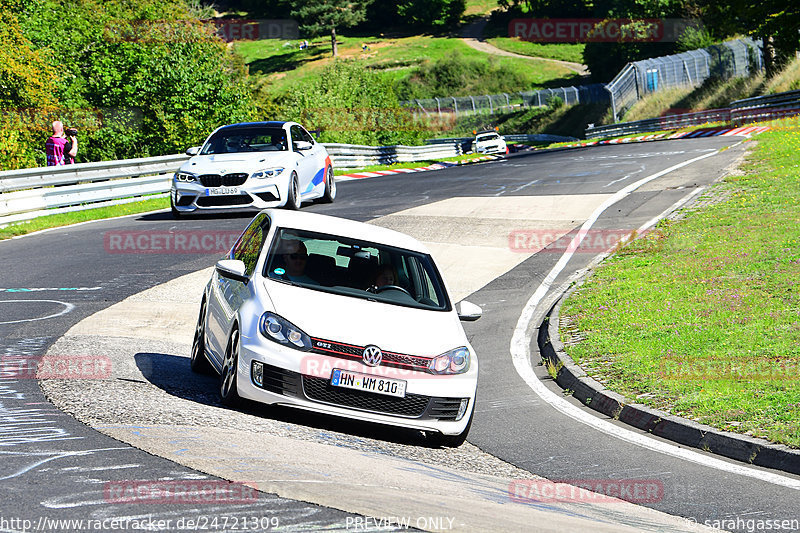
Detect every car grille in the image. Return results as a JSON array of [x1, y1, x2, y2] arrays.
[[196, 195, 252, 207], [176, 195, 195, 207], [302, 376, 430, 417], [199, 173, 248, 187], [310, 337, 432, 372]]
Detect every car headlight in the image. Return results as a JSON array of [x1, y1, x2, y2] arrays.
[[251, 168, 284, 179], [429, 347, 470, 375], [175, 172, 197, 182], [259, 312, 312, 351]]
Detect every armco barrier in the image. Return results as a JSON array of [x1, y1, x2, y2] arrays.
[[586, 89, 800, 139], [0, 142, 463, 225]]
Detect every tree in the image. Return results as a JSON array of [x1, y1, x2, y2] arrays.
[[291, 0, 372, 57], [396, 0, 466, 30]]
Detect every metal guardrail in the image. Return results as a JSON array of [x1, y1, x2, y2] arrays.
[[585, 89, 800, 139], [324, 142, 461, 169], [0, 143, 463, 225]]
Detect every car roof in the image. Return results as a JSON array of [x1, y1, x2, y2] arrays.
[[218, 121, 291, 129], [263, 209, 430, 254]]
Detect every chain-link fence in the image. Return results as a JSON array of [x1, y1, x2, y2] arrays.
[[402, 84, 608, 118], [607, 38, 763, 122]]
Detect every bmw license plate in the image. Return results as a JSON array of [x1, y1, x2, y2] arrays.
[[330, 369, 406, 398], [205, 186, 240, 196]]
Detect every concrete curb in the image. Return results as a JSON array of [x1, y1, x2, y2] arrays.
[[538, 282, 800, 476]]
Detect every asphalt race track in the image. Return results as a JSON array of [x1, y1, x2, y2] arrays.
[[1, 137, 798, 532]]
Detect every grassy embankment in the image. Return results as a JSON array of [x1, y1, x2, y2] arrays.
[[559, 119, 800, 447], [236, 34, 580, 98]]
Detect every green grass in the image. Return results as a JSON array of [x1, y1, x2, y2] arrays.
[[0, 196, 169, 240], [236, 35, 580, 98], [485, 38, 586, 64], [559, 120, 800, 447]]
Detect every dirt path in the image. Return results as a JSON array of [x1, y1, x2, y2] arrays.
[[460, 16, 590, 76]]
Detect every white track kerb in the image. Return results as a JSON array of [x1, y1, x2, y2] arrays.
[[510, 148, 800, 491]]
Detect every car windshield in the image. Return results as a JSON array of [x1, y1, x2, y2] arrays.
[[201, 126, 287, 154], [263, 228, 451, 312], [476, 134, 498, 142]]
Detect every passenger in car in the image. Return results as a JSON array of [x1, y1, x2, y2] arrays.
[[279, 240, 316, 284]]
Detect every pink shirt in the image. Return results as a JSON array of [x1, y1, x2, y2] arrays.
[[46, 136, 68, 166]]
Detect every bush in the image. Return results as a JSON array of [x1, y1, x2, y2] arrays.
[[396, 52, 531, 99], [2, 0, 256, 168], [279, 60, 427, 145]]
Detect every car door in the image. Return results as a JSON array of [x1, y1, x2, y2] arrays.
[[299, 126, 328, 196], [289, 125, 318, 198], [206, 213, 269, 369]]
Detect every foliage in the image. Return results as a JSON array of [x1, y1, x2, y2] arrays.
[[676, 26, 715, 52], [0, 4, 59, 169], [279, 60, 427, 145], [395, 51, 531, 99], [396, 0, 466, 30], [1, 0, 255, 168], [291, 0, 372, 56]]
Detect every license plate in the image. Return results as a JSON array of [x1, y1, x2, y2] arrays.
[[330, 369, 406, 398], [205, 186, 240, 196]]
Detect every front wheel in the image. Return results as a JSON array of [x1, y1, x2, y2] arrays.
[[320, 166, 335, 203], [286, 172, 301, 210], [220, 328, 241, 407]]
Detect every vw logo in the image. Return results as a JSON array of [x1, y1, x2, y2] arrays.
[[362, 345, 383, 367]]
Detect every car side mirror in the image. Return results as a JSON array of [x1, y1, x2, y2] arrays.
[[215, 259, 248, 283], [185, 146, 200, 156], [456, 300, 482, 321], [294, 140, 313, 151]]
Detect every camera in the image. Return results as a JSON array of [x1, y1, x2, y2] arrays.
[[65, 127, 78, 136]]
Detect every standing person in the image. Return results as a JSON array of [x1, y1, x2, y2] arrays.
[[45, 121, 77, 166]]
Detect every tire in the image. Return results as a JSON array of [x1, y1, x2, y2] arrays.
[[219, 328, 242, 407], [286, 172, 301, 210], [190, 299, 213, 375], [320, 166, 336, 203], [427, 407, 473, 448]]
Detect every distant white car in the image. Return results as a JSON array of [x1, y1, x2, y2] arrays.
[[171, 121, 334, 217], [191, 209, 482, 446], [472, 131, 507, 155]]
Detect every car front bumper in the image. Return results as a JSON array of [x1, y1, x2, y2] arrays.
[[236, 334, 478, 436], [171, 180, 286, 213]]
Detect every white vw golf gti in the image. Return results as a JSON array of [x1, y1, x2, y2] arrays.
[[171, 121, 334, 217], [191, 210, 481, 446]]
